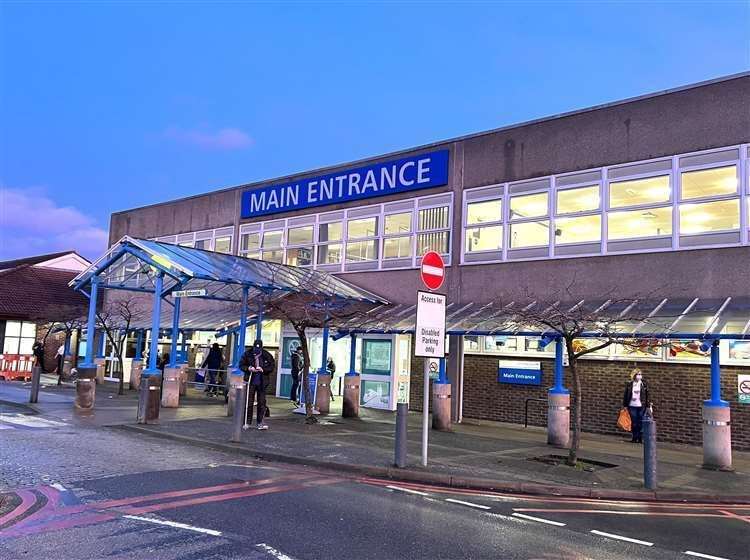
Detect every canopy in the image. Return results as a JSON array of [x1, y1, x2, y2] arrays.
[[335, 297, 750, 340]]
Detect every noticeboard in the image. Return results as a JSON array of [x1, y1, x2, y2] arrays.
[[498, 360, 542, 386], [415, 291, 446, 358]]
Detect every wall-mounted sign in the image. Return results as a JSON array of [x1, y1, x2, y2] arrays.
[[415, 291, 446, 358], [424, 357, 440, 380], [498, 360, 542, 386], [172, 289, 207, 298], [241, 150, 450, 218], [739, 374, 750, 404]]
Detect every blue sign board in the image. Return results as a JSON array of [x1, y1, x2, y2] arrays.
[[498, 360, 542, 386], [241, 150, 450, 218]]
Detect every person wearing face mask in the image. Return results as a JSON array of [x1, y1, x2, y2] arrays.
[[239, 339, 276, 430], [622, 368, 650, 443]]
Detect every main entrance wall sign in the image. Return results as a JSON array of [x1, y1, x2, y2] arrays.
[[241, 150, 450, 219]]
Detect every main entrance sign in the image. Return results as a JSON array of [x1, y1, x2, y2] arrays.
[[241, 150, 450, 218]]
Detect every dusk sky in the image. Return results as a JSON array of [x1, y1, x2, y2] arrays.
[[1, 1, 748, 260]]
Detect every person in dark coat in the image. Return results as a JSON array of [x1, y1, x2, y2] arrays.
[[289, 346, 303, 405], [201, 343, 224, 396], [622, 368, 650, 443], [239, 339, 275, 430], [32, 341, 45, 371], [326, 356, 336, 401]]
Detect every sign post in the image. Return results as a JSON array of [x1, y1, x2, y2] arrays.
[[415, 252, 447, 467]]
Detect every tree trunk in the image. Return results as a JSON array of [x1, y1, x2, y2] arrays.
[[566, 351, 582, 466], [294, 325, 317, 424]]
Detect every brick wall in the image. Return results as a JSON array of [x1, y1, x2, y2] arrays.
[[410, 354, 750, 451]]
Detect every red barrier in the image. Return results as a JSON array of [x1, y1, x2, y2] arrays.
[[0, 354, 34, 381]]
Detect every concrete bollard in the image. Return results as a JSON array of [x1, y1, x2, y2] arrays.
[[431, 382, 451, 431], [230, 385, 246, 443], [94, 357, 106, 385], [178, 364, 187, 396], [342, 375, 360, 418], [161, 367, 181, 408], [394, 402, 408, 468], [137, 376, 161, 424], [226, 372, 244, 417], [643, 410, 657, 490], [29, 366, 42, 404], [74, 366, 97, 410], [130, 359, 143, 390], [702, 404, 732, 470], [547, 393, 570, 447], [62, 355, 73, 378], [315, 374, 331, 414]]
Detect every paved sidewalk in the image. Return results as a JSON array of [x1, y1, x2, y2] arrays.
[[4, 381, 749, 502]]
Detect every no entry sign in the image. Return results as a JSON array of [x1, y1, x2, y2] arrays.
[[420, 251, 445, 291]]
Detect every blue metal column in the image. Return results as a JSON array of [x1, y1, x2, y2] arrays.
[[255, 301, 263, 342], [346, 334, 357, 376], [179, 330, 188, 364], [550, 338, 569, 394], [705, 340, 728, 407], [319, 325, 330, 374], [144, 272, 164, 375], [233, 287, 249, 369], [168, 297, 181, 368], [81, 276, 100, 367], [436, 357, 448, 384], [135, 329, 144, 360]]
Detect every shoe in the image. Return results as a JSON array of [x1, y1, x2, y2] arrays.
[[257, 424, 269, 430]]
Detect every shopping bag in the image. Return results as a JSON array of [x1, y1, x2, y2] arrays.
[[617, 407, 632, 432], [195, 368, 206, 383]]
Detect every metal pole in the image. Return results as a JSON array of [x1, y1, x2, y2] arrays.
[[395, 402, 408, 468], [30, 366, 41, 403], [643, 407, 657, 490], [422, 365, 429, 466], [707, 340, 725, 405], [255, 301, 263, 341], [231, 384, 247, 442], [347, 333, 357, 375], [551, 338, 567, 394], [82, 275, 99, 367], [169, 296, 181, 368], [144, 272, 164, 374]]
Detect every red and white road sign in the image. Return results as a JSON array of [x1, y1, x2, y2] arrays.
[[420, 251, 445, 290]]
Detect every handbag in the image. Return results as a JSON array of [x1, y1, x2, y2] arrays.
[[195, 368, 206, 383], [617, 407, 632, 432]]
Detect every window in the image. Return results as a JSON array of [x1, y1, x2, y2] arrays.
[[465, 198, 502, 254], [383, 212, 413, 260], [384, 236, 412, 259], [681, 166, 737, 200], [510, 192, 548, 220], [261, 230, 284, 263], [286, 226, 314, 266], [214, 236, 232, 254], [417, 205, 450, 255], [318, 221, 342, 265], [347, 217, 378, 239], [467, 199, 501, 224], [465, 226, 502, 252], [346, 216, 379, 263], [346, 240, 378, 262], [194, 239, 210, 251], [2, 321, 36, 355], [557, 186, 599, 214], [679, 199, 740, 234], [319, 222, 342, 242], [239, 232, 260, 259], [384, 213, 411, 235], [608, 206, 672, 239], [609, 176, 670, 208], [509, 220, 549, 248], [484, 336, 518, 353], [554, 215, 601, 244], [287, 226, 313, 245], [317, 244, 342, 265]]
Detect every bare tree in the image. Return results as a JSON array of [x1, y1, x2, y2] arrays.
[[33, 304, 86, 377], [96, 295, 147, 395]]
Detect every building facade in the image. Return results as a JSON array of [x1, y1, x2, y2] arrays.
[[110, 73, 750, 448]]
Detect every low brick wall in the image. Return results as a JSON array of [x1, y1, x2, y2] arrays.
[[410, 354, 750, 451]]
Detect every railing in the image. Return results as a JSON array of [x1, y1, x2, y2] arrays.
[[524, 397, 547, 428]]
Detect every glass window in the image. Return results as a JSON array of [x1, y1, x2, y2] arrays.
[[681, 166, 737, 200], [418, 206, 450, 230], [509, 221, 549, 248], [286, 247, 313, 267], [214, 236, 231, 254], [346, 240, 378, 262], [2, 321, 36, 355], [5, 321, 21, 337], [240, 232, 260, 252], [384, 213, 412, 235], [679, 199, 740, 234], [287, 226, 313, 245], [383, 237, 412, 259], [524, 337, 553, 354], [417, 231, 449, 255], [510, 192, 548, 220], [261, 249, 284, 263], [361, 339, 391, 375], [556, 185, 599, 214], [484, 336, 518, 353], [178, 240, 194, 248], [262, 230, 283, 248], [347, 217, 378, 239], [467, 199, 501, 225], [729, 340, 750, 362], [554, 215, 601, 245], [609, 175, 670, 208], [194, 239, 210, 251], [608, 206, 672, 239], [319, 222, 342, 242], [21, 323, 35, 337], [465, 226, 502, 252], [463, 336, 481, 352], [317, 244, 342, 265]]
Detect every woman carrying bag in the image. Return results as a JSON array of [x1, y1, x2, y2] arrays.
[[622, 368, 650, 443]]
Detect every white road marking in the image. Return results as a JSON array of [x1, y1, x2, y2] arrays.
[[50, 483, 67, 491], [123, 514, 222, 536], [445, 498, 491, 510], [590, 530, 653, 546], [512, 513, 566, 526], [684, 552, 732, 560], [0, 414, 66, 428], [256, 543, 298, 560], [386, 485, 430, 496]]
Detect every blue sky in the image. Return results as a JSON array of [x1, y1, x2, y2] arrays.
[[1, 1, 748, 259]]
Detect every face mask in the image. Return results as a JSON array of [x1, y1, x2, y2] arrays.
[[635, 375, 642, 381]]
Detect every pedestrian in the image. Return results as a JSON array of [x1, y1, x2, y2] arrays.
[[622, 368, 650, 443], [290, 346, 303, 405], [56, 345, 65, 384], [201, 343, 224, 396], [32, 341, 45, 370], [239, 339, 275, 430], [326, 356, 336, 402]]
